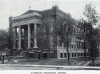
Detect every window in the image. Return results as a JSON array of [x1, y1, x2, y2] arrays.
[[75, 45, 76, 48], [77, 53, 79, 57], [43, 53, 47, 58], [60, 53, 63, 58], [73, 53, 75, 57], [79, 53, 80, 57], [64, 53, 66, 58], [71, 44, 73, 48], [75, 53, 76, 57], [30, 53, 33, 58], [71, 44, 76, 48], [79, 41, 81, 48], [82, 42, 84, 49], [81, 53, 82, 56], [77, 41, 79, 48], [72, 53, 73, 57], [50, 53, 53, 58], [77, 41, 81, 48]]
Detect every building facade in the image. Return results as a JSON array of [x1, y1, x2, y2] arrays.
[[9, 6, 89, 59]]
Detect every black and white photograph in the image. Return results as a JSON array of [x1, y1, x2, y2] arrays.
[[0, 0, 100, 71]]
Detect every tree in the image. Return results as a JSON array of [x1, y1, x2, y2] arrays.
[[0, 29, 8, 50], [0, 29, 13, 56], [42, 18, 51, 59], [83, 2, 100, 62], [78, 19, 100, 62], [56, 17, 74, 61], [78, 19, 87, 57], [8, 29, 13, 56], [83, 2, 99, 25], [39, 16, 54, 59], [88, 27, 100, 61]]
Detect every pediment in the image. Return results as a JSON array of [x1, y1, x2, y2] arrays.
[[32, 12, 42, 17], [12, 10, 42, 20], [21, 10, 42, 17], [21, 11, 42, 18]]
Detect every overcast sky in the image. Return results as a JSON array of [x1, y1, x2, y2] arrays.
[[0, 0, 100, 29]]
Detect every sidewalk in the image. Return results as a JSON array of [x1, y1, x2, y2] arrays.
[[16, 64, 100, 70], [0, 64, 84, 70], [0, 62, 100, 70]]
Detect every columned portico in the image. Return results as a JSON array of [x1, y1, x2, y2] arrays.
[[13, 23, 39, 49], [18, 25, 21, 49], [11, 10, 43, 59]]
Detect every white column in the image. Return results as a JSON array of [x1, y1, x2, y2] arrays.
[[33, 23, 37, 48], [13, 26, 17, 49], [18, 26, 21, 49], [28, 24, 31, 49]]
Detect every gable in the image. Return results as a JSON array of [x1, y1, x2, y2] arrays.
[[21, 10, 42, 18], [12, 10, 42, 20]]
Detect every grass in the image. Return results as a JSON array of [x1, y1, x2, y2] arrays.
[[7, 57, 92, 66], [88, 62, 100, 66]]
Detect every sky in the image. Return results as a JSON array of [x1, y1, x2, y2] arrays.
[[0, 0, 100, 29]]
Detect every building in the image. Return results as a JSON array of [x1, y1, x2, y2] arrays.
[[9, 5, 89, 59]]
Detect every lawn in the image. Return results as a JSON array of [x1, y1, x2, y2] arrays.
[[88, 62, 100, 66], [7, 57, 91, 66]]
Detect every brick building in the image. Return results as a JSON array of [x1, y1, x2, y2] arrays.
[[9, 6, 89, 59]]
